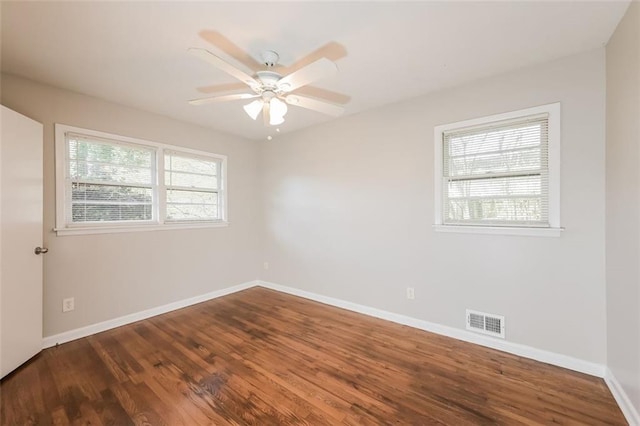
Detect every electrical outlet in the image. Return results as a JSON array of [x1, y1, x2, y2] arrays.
[[406, 287, 415, 300], [62, 297, 74, 313], [263, 261, 269, 270]]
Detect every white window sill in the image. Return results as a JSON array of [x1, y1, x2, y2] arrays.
[[433, 224, 564, 237], [54, 221, 229, 236]]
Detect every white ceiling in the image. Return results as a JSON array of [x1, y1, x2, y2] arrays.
[[1, 1, 630, 140]]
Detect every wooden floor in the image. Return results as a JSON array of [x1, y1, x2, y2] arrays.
[[1, 287, 626, 425]]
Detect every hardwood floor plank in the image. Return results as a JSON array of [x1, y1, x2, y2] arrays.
[[50, 406, 69, 426], [1, 287, 627, 425]]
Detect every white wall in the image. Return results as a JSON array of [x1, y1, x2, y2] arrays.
[[0, 73, 262, 337], [260, 49, 607, 363], [606, 0, 640, 414]]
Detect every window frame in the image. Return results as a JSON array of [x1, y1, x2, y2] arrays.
[[433, 103, 562, 237], [55, 124, 228, 236]]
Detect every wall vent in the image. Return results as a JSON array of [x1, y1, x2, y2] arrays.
[[466, 309, 505, 338]]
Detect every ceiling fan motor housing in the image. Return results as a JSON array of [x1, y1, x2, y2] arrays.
[[255, 70, 283, 93]]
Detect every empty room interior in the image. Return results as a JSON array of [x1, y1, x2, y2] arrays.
[[1, 1, 639, 424]]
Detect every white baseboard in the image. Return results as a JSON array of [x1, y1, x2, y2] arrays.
[[605, 367, 640, 426], [42, 280, 258, 349], [257, 280, 605, 378]]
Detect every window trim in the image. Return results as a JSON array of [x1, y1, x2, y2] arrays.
[[54, 124, 228, 236], [433, 103, 562, 237]]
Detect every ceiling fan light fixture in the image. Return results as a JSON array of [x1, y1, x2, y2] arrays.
[[243, 99, 263, 120], [270, 97, 288, 117], [269, 98, 287, 125], [270, 114, 285, 126]]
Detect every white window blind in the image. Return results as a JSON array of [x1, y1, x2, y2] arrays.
[[66, 133, 156, 223], [164, 151, 221, 221], [442, 113, 549, 227]]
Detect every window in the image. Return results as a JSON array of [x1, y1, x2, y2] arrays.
[[164, 151, 221, 222], [434, 103, 561, 236], [67, 134, 156, 223], [55, 124, 227, 235]]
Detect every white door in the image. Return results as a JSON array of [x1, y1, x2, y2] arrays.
[[0, 105, 44, 379]]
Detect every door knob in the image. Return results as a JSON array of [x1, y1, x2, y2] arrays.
[[34, 247, 48, 255]]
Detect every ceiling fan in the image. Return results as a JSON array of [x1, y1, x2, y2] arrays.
[[188, 37, 347, 127]]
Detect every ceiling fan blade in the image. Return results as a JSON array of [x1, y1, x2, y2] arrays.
[[188, 93, 259, 106], [263, 101, 271, 127], [276, 41, 347, 75], [285, 95, 344, 117], [197, 82, 248, 94], [278, 58, 338, 93], [294, 86, 351, 105], [189, 47, 258, 87], [198, 30, 262, 72]]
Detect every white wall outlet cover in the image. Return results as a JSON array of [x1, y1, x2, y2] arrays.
[[406, 287, 415, 300], [62, 297, 75, 313]]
